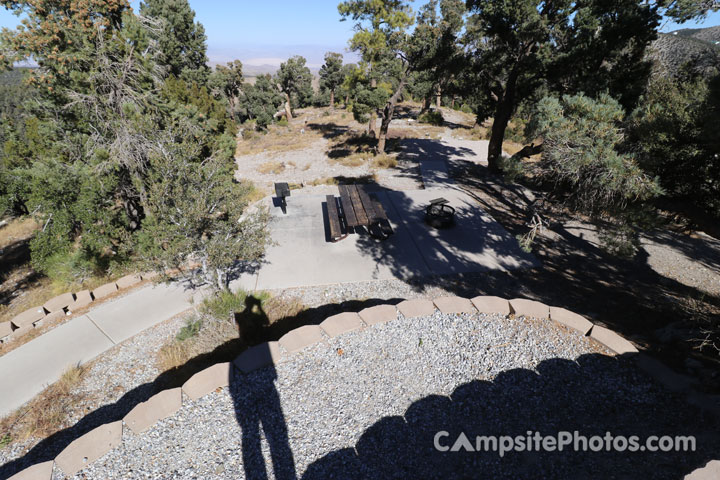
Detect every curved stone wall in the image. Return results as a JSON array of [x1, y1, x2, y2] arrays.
[[8, 295, 719, 480]]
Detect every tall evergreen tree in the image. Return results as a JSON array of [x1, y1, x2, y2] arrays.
[[208, 60, 245, 121], [139, 0, 209, 84], [276, 55, 313, 120], [0, 0, 267, 288], [319, 52, 344, 107], [407, 0, 465, 110], [338, 0, 416, 153], [242, 74, 285, 128], [464, 0, 660, 173]]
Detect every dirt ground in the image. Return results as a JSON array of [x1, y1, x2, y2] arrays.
[[234, 103, 720, 393]]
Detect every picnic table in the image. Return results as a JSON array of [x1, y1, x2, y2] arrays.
[[326, 184, 393, 242]]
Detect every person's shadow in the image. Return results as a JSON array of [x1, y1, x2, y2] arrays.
[[232, 296, 297, 480]]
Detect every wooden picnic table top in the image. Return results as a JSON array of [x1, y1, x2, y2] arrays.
[[337, 184, 387, 228]]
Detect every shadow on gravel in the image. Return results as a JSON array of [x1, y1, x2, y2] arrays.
[[302, 353, 720, 479], [232, 297, 296, 480], [0, 297, 403, 479]]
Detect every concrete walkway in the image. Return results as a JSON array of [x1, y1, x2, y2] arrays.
[[0, 136, 523, 418], [0, 283, 198, 417]]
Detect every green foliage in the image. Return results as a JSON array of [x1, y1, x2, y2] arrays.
[[0, 1, 269, 290], [406, 0, 466, 107], [208, 60, 244, 121], [276, 56, 314, 111], [418, 109, 444, 125], [200, 289, 270, 320], [139, 0, 210, 84], [137, 142, 269, 290], [176, 318, 202, 341], [530, 94, 662, 215], [464, 0, 660, 170], [529, 93, 662, 255], [343, 63, 391, 123], [629, 71, 720, 217], [242, 74, 285, 128], [319, 52, 345, 105]]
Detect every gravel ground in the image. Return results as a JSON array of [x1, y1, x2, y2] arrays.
[[60, 312, 720, 479], [564, 220, 720, 297], [0, 311, 190, 474]]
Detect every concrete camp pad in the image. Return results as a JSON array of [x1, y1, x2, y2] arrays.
[[231, 189, 536, 291]]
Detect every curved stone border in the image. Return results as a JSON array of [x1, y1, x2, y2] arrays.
[[1, 273, 150, 345], [9, 295, 719, 479]]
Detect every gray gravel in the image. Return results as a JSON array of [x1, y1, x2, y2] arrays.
[[60, 312, 720, 479]]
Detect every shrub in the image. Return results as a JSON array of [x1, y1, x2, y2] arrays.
[[418, 109, 444, 126], [200, 289, 271, 320], [201, 290, 248, 320], [176, 318, 202, 341], [276, 117, 288, 127]]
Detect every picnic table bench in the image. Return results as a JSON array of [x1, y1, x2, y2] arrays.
[[326, 184, 393, 242]]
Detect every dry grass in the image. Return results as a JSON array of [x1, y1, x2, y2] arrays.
[[245, 184, 270, 205], [156, 292, 308, 373], [0, 364, 85, 445], [371, 154, 398, 169], [0, 272, 120, 324], [387, 125, 444, 140], [309, 174, 378, 186], [236, 109, 354, 157], [310, 177, 340, 186], [157, 316, 238, 372], [236, 125, 323, 157], [0, 217, 39, 249], [502, 141, 527, 156], [453, 125, 490, 141], [256, 161, 286, 175], [330, 153, 368, 167]]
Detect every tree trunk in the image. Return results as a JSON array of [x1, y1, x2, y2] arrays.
[[329, 89, 335, 108], [421, 96, 431, 114], [377, 75, 408, 154], [487, 102, 512, 174], [284, 93, 293, 120], [487, 68, 520, 173], [435, 85, 442, 109], [368, 78, 377, 137], [450, 96, 455, 109]]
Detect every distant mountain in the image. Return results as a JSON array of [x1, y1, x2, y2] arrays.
[[648, 26, 720, 77]]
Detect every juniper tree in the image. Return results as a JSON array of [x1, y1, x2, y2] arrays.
[[242, 74, 285, 128]]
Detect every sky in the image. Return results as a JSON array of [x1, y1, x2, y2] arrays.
[[1, 1, 719, 70]]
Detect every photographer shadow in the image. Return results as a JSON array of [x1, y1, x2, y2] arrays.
[[232, 296, 297, 480]]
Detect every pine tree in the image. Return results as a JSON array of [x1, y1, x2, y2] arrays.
[[276, 56, 313, 120], [319, 52, 344, 107], [139, 0, 209, 84]]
